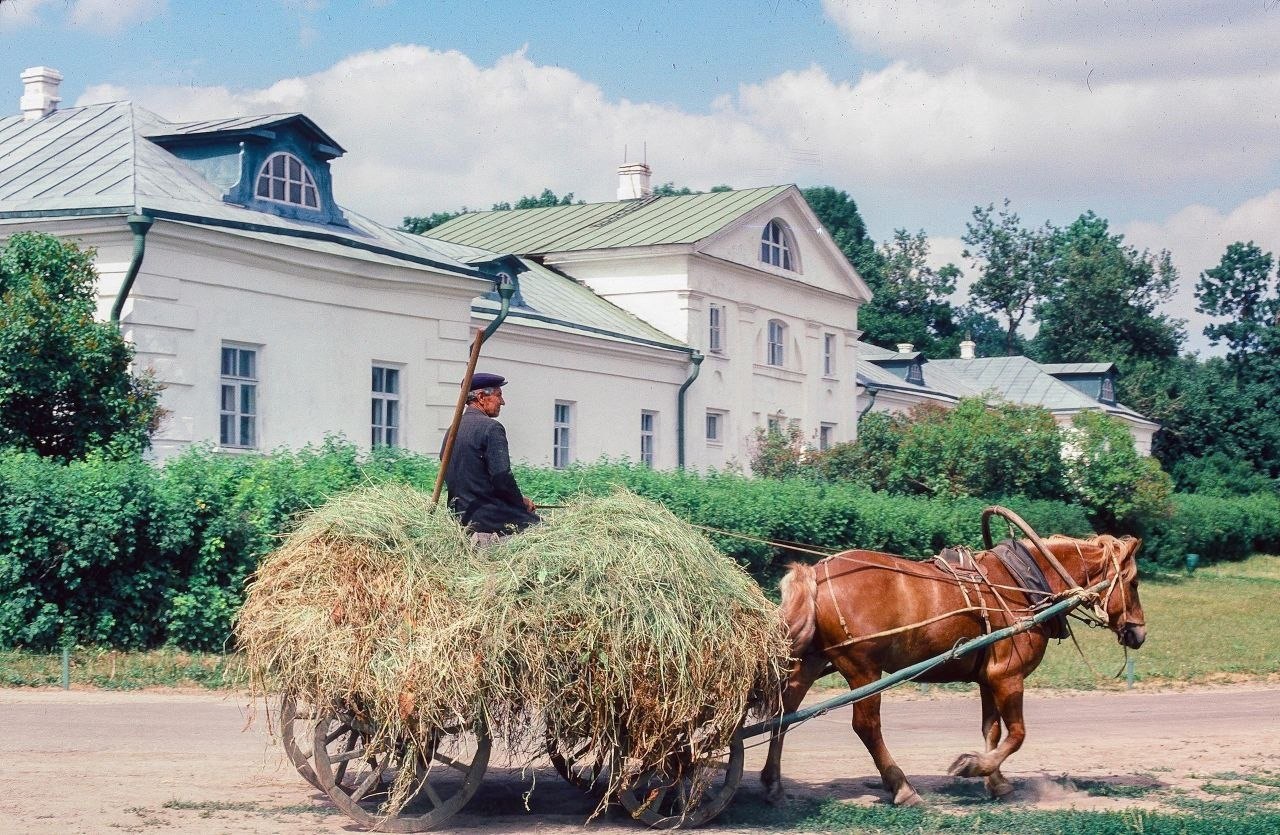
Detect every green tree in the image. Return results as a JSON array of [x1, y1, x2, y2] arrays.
[[0, 233, 161, 459], [1196, 241, 1280, 371], [400, 210, 464, 234], [1032, 211, 1184, 364], [1062, 410, 1173, 533], [858, 229, 961, 356], [800, 186, 881, 280], [402, 189, 586, 234], [962, 199, 1054, 356]]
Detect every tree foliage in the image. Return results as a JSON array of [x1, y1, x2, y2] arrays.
[[401, 188, 585, 234], [1032, 211, 1184, 364], [0, 233, 161, 460], [857, 229, 961, 356], [962, 200, 1055, 356], [1196, 240, 1280, 374], [1061, 410, 1173, 533]]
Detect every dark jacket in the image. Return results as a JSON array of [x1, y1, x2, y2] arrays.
[[443, 406, 541, 534]]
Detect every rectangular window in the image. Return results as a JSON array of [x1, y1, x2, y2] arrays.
[[819, 422, 836, 451], [371, 364, 401, 448], [705, 410, 725, 444], [640, 410, 657, 467], [767, 320, 785, 367], [553, 401, 573, 469], [767, 415, 781, 435], [823, 333, 836, 376], [219, 344, 258, 449], [708, 304, 724, 354]]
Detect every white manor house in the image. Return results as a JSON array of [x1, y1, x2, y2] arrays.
[[0, 67, 1153, 469]]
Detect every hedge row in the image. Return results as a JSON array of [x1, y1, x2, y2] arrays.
[[0, 439, 1274, 651]]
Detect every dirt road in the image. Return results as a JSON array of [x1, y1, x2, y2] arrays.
[[1, 684, 1277, 833]]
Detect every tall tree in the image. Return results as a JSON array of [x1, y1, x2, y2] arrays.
[[1031, 211, 1184, 364], [858, 229, 960, 356], [961, 200, 1054, 356], [401, 189, 585, 234], [801, 186, 881, 280], [1196, 241, 1280, 372], [0, 233, 162, 459]]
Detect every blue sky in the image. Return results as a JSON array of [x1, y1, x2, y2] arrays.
[[8, 0, 1280, 353]]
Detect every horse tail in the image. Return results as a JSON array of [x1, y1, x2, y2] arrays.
[[779, 562, 819, 656]]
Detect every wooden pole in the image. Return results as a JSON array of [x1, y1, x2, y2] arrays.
[[431, 327, 486, 508]]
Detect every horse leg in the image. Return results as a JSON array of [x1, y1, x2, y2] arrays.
[[830, 658, 921, 807], [949, 677, 1027, 783], [978, 682, 1013, 798], [760, 654, 828, 804]]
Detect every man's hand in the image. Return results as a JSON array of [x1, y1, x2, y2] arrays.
[[524, 497, 537, 512]]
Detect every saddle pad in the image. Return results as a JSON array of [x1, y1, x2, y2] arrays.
[[994, 540, 1070, 640]]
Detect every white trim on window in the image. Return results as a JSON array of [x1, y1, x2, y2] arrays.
[[760, 218, 796, 271], [705, 409, 726, 445], [219, 343, 258, 449], [819, 422, 836, 451], [371, 364, 401, 448], [553, 400, 574, 469], [708, 303, 725, 354], [255, 152, 320, 209], [823, 332, 837, 376], [640, 410, 657, 467], [767, 319, 786, 367]]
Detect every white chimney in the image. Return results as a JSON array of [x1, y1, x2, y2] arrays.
[[959, 338, 976, 360], [896, 343, 915, 354], [20, 66, 62, 121], [616, 162, 652, 200]]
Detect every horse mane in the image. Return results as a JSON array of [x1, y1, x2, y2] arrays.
[[1042, 533, 1140, 583], [778, 562, 818, 656]]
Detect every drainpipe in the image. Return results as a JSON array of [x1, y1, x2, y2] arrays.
[[109, 214, 154, 327], [431, 277, 517, 508], [858, 385, 880, 420], [676, 350, 704, 469]]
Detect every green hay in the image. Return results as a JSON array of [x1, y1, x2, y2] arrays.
[[236, 484, 786, 819]]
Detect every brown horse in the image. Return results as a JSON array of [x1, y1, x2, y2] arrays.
[[760, 533, 1146, 807]]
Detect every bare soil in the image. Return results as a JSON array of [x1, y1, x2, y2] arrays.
[[1, 684, 1277, 834]]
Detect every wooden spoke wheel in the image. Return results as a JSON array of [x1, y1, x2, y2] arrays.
[[312, 711, 490, 833], [546, 727, 611, 795], [280, 694, 333, 791], [616, 733, 744, 829]]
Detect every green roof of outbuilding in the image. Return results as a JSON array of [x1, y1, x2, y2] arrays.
[[428, 185, 791, 255]]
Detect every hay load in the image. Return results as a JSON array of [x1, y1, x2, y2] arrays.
[[236, 483, 787, 818]]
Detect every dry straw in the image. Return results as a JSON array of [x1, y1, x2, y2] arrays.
[[236, 483, 786, 819]]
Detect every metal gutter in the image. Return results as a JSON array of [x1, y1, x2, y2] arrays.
[[470, 304, 688, 353], [109, 213, 153, 326], [858, 385, 880, 420], [676, 351, 704, 469]]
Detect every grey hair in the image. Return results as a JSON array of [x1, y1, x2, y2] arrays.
[[466, 386, 500, 403]]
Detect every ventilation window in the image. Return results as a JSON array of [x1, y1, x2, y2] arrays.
[[256, 152, 319, 209]]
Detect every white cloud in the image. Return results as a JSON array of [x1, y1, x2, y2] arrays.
[[68, 0, 166, 33], [0, 0, 55, 32], [1123, 192, 1280, 355]]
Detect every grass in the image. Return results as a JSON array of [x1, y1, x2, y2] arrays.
[[0, 647, 248, 689]]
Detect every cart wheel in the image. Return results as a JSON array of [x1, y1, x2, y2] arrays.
[[312, 712, 490, 833], [616, 734, 744, 829], [280, 694, 326, 790], [546, 728, 611, 795]]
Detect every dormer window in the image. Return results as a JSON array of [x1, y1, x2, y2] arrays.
[[761, 219, 795, 271], [906, 361, 924, 385], [256, 152, 319, 209], [1100, 376, 1115, 404]]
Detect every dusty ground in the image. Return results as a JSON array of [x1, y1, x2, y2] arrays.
[[1, 684, 1277, 834]]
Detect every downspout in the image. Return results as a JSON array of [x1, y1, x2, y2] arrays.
[[676, 350, 704, 469], [109, 213, 154, 327], [858, 385, 880, 420]]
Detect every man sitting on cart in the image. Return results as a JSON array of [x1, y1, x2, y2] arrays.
[[443, 372, 540, 547]]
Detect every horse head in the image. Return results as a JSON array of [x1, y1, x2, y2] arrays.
[[1093, 534, 1146, 649]]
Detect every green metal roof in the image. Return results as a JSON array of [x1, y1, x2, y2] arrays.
[[1039, 362, 1116, 375], [0, 101, 477, 278], [472, 257, 687, 351], [428, 185, 791, 255]]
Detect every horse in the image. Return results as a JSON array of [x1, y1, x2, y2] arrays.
[[759, 531, 1146, 807]]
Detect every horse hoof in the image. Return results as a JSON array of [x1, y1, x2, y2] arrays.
[[761, 779, 785, 805], [987, 780, 1014, 799], [948, 753, 983, 778], [894, 789, 924, 807]]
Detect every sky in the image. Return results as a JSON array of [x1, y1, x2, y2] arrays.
[[6, 0, 1280, 355]]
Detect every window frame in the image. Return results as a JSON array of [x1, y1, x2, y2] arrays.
[[371, 363, 402, 448], [823, 332, 837, 376], [219, 343, 259, 450], [766, 319, 786, 367], [708, 303, 725, 354], [705, 409, 726, 445], [760, 218, 796, 271], [553, 400, 574, 469], [640, 410, 657, 467], [255, 152, 320, 210], [1100, 376, 1115, 403], [819, 422, 836, 451]]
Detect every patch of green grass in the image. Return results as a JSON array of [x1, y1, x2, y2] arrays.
[[1070, 777, 1163, 798], [160, 799, 340, 818], [1031, 554, 1280, 689], [0, 648, 247, 689], [721, 793, 1280, 834]]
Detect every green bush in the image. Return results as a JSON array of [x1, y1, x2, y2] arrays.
[[0, 439, 1270, 652]]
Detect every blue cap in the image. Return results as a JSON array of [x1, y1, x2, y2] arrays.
[[469, 372, 507, 391]]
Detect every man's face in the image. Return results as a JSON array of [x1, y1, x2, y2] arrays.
[[475, 388, 504, 417]]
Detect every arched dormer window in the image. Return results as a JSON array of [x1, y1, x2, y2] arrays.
[[767, 319, 786, 366], [1100, 376, 1115, 404], [256, 152, 319, 209], [761, 219, 796, 271]]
